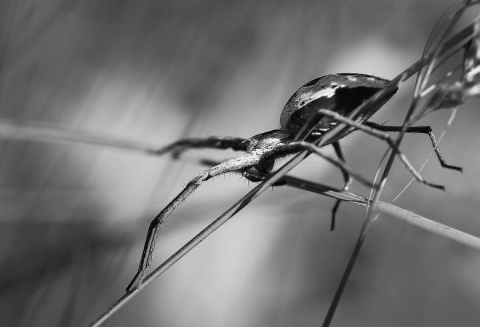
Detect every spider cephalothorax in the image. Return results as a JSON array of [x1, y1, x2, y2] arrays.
[[127, 73, 460, 292]]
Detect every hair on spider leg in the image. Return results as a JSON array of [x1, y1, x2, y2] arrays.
[[127, 73, 462, 292]]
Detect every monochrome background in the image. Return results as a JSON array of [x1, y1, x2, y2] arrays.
[[1, 1, 480, 326]]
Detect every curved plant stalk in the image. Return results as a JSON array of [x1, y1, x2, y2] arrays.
[[84, 13, 480, 326], [87, 162, 480, 327], [0, 6, 479, 327], [322, 3, 480, 326]]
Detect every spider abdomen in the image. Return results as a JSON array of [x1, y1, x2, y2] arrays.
[[280, 73, 398, 139]]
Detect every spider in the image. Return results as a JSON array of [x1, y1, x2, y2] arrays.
[[126, 73, 461, 292]]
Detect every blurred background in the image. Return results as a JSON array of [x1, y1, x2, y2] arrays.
[[1, 0, 480, 326]]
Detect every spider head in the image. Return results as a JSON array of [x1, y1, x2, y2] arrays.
[[280, 73, 397, 140]]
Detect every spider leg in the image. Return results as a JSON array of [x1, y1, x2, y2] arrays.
[[275, 142, 374, 189], [364, 122, 463, 172], [332, 141, 352, 190], [276, 140, 371, 230], [126, 150, 270, 292], [149, 136, 248, 157], [318, 109, 446, 191], [329, 142, 352, 230], [242, 138, 375, 194]]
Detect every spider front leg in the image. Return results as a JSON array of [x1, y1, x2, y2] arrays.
[[126, 140, 284, 292], [148, 136, 248, 157]]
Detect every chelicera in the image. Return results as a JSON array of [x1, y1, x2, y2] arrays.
[[126, 73, 461, 292]]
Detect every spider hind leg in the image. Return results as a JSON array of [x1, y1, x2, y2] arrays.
[[364, 122, 463, 172], [316, 109, 446, 191]]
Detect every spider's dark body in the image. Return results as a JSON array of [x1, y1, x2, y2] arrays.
[[247, 73, 398, 177], [280, 73, 397, 142]]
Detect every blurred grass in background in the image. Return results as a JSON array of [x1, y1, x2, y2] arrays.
[[1, 0, 480, 326]]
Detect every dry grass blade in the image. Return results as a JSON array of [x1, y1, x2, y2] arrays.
[[87, 162, 480, 327], [2, 4, 480, 327], [0, 119, 160, 155], [2, 14, 477, 327], [323, 5, 480, 326], [88, 14, 480, 321]]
